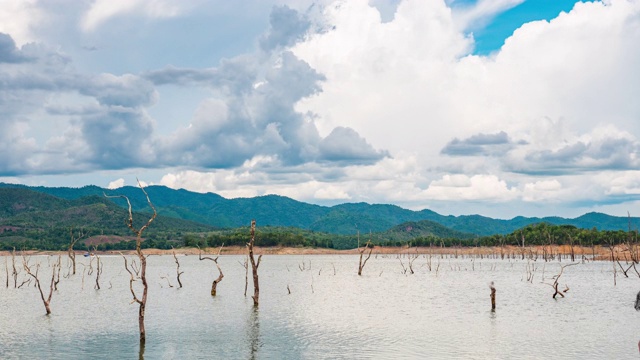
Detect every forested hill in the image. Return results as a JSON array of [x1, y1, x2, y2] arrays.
[[0, 182, 638, 236], [0, 188, 214, 232]]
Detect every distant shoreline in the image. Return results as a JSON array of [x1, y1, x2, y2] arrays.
[[0, 245, 625, 260]]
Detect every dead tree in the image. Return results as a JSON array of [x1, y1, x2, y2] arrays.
[[398, 257, 407, 274], [357, 238, 373, 276], [247, 220, 262, 306], [238, 256, 249, 297], [604, 237, 620, 285], [568, 234, 576, 262], [68, 227, 87, 275], [490, 284, 497, 310], [11, 248, 18, 288], [172, 249, 184, 288], [408, 248, 418, 274], [23, 256, 60, 315], [620, 213, 640, 277], [106, 179, 157, 345], [53, 256, 62, 291], [546, 263, 578, 299], [199, 245, 224, 296], [94, 255, 102, 290]]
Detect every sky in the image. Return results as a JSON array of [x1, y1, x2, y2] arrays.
[[1, 0, 639, 220]]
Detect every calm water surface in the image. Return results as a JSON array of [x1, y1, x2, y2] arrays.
[[1, 254, 639, 359]]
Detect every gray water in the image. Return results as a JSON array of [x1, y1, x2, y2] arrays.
[[1, 254, 639, 359]]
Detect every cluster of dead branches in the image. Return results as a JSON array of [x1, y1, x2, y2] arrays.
[[22, 255, 61, 315]]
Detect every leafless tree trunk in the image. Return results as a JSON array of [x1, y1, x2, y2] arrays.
[[23, 256, 60, 315], [567, 234, 576, 262], [408, 248, 418, 274], [94, 255, 102, 290], [605, 238, 619, 285], [490, 281, 496, 311], [53, 256, 61, 291], [106, 179, 156, 346], [68, 227, 87, 276], [172, 249, 184, 288], [247, 220, 262, 306], [238, 256, 249, 297], [620, 213, 640, 278], [398, 256, 407, 274], [11, 248, 18, 288], [357, 239, 373, 276], [87, 253, 95, 276], [199, 245, 224, 296]]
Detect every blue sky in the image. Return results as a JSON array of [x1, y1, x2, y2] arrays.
[[0, 0, 639, 220], [468, 0, 597, 54]]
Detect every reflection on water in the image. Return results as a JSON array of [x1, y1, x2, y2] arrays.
[[139, 339, 145, 360], [247, 307, 260, 360], [1, 254, 640, 359]]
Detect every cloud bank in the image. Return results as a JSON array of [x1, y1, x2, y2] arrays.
[[0, 0, 639, 219]]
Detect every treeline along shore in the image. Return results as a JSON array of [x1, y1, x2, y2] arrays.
[[1, 221, 636, 256]]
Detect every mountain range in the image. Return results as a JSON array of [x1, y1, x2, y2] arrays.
[[0, 182, 638, 237]]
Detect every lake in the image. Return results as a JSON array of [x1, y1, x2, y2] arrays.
[[1, 253, 639, 359]]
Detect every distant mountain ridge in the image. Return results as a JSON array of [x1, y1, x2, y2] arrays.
[[0, 182, 638, 236]]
